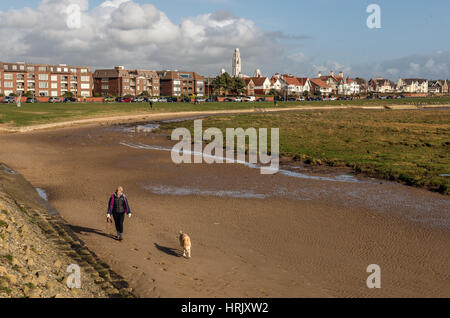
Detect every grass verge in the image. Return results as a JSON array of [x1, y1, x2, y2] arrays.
[[160, 109, 450, 194], [0, 97, 449, 127]]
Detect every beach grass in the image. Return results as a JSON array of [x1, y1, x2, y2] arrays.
[[161, 109, 450, 194], [0, 97, 449, 127]]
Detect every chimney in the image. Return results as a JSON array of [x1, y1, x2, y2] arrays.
[[330, 71, 334, 76], [318, 72, 322, 78], [339, 72, 343, 78]]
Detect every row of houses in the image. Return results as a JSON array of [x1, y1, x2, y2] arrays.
[[1, 60, 449, 98], [238, 71, 450, 97], [0, 61, 206, 98]]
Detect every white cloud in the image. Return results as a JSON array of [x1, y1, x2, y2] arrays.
[[0, 0, 447, 80], [0, 0, 282, 75]]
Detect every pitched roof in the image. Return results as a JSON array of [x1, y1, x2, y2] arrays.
[[297, 77, 309, 86], [250, 77, 269, 86], [243, 78, 255, 86], [283, 77, 302, 86], [401, 78, 428, 85], [310, 78, 330, 88]]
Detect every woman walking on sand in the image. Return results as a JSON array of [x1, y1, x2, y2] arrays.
[[107, 186, 132, 241]]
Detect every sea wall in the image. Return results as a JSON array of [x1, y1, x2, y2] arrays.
[[0, 163, 134, 298]]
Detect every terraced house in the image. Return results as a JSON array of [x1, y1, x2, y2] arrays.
[[0, 61, 92, 97], [157, 71, 205, 97], [93, 66, 160, 97], [397, 78, 428, 93]]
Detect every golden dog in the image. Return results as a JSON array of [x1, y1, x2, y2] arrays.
[[179, 231, 192, 259]]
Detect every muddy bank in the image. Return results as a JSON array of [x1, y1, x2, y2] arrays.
[[0, 163, 134, 298], [0, 121, 449, 298]]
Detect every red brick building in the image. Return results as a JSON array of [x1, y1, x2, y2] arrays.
[[0, 61, 92, 97], [157, 71, 205, 97], [93, 66, 160, 97]]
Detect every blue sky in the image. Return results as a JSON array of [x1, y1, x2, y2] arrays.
[[0, 0, 449, 79]]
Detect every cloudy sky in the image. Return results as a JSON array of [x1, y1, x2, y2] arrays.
[[0, 0, 449, 80]]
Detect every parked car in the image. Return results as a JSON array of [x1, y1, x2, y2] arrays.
[[287, 97, 297, 102], [243, 96, 256, 102], [167, 97, 178, 103], [223, 98, 234, 102], [148, 97, 159, 103], [2, 96, 16, 104], [180, 97, 191, 103], [132, 97, 146, 103], [48, 97, 62, 103], [63, 97, 77, 103], [103, 96, 115, 103], [206, 97, 216, 102], [234, 97, 243, 102], [256, 97, 267, 102], [274, 96, 285, 102], [26, 97, 38, 103], [195, 98, 206, 103], [329, 97, 337, 101], [158, 98, 168, 103], [120, 97, 132, 103]]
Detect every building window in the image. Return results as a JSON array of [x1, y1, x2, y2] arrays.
[[51, 75, 58, 81], [39, 66, 47, 72], [81, 83, 90, 89], [102, 78, 109, 83], [51, 83, 58, 89], [4, 82, 13, 88], [39, 74, 49, 81], [4, 74, 13, 80], [39, 82, 49, 89], [27, 66, 35, 71], [81, 76, 90, 82]]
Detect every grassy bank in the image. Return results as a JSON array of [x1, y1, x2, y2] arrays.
[[1, 97, 449, 127], [161, 109, 450, 194]]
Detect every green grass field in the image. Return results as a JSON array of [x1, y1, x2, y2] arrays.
[[160, 109, 450, 194], [1, 97, 450, 127]]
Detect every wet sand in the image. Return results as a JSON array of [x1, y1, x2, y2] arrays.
[[0, 119, 448, 298]]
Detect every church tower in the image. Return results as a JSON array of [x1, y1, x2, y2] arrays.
[[232, 48, 242, 77]]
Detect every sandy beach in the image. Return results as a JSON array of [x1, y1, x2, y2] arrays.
[[0, 116, 448, 298]]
